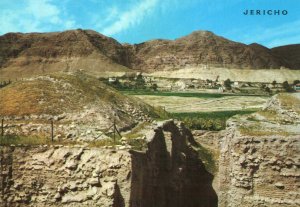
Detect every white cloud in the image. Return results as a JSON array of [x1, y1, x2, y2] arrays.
[[92, 6, 119, 30], [0, 0, 76, 34], [26, 0, 60, 19], [267, 34, 300, 48], [233, 20, 300, 48], [101, 0, 159, 36]]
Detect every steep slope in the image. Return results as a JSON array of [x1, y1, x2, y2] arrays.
[[0, 29, 131, 81], [271, 44, 300, 70], [0, 29, 299, 82], [0, 72, 156, 140], [126, 31, 290, 71]]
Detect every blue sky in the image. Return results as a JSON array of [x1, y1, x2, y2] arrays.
[[0, 0, 299, 48]]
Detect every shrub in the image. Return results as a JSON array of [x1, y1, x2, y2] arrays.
[[224, 79, 231, 90], [282, 81, 294, 92]]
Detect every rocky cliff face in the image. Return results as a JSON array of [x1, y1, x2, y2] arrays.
[[0, 120, 217, 207], [218, 93, 300, 207], [271, 44, 300, 70], [0, 30, 130, 80], [130, 120, 217, 207], [0, 29, 299, 81], [127, 31, 290, 71]]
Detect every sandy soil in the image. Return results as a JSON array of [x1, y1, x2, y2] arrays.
[[133, 95, 268, 113], [149, 67, 300, 83]]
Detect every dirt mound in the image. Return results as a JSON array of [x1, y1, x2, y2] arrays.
[[0, 72, 158, 140]]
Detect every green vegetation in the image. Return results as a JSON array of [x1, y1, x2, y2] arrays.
[[224, 78, 232, 90], [0, 135, 48, 145], [195, 144, 217, 174], [127, 138, 147, 151], [122, 90, 268, 98], [279, 93, 300, 113], [151, 106, 170, 120], [123, 122, 149, 150], [88, 138, 121, 148], [282, 81, 294, 92], [171, 110, 257, 130], [239, 125, 293, 137], [0, 80, 11, 88], [293, 80, 300, 85], [0, 134, 125, 148], [124, 122, 149, 139], [171, 109, 256, 131], [239, 125, 274, 136], [105, 74, 158, 91], [258, 110, 278, 120], [0, 135, 69, 146]]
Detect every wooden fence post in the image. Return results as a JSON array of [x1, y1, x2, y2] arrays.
[[113, 119, 116, 142], [1, 119, 4, 137], [51, 120, 54, 142]]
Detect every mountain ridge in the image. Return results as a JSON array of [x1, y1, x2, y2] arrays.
[[0, 29, 299, 80]]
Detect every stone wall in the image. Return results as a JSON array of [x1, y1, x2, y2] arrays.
[[218, 122, 300, 207], [0, 146, 131, 207], [0, 120, 218, 207]]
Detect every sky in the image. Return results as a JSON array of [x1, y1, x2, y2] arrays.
[[0, 0, 299, 48]]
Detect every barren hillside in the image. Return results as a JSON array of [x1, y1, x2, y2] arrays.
[[0, 72, 157, 141], [271, 44, 300, 70], [127, 31, 292, 71], [0, 29, 299, 81], [0, 30, 131, 80]]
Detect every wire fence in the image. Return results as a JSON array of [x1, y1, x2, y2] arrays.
[[0, 118, 121, 143]]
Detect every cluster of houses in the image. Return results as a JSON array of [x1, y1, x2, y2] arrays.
[[106, 73, 300, 93]]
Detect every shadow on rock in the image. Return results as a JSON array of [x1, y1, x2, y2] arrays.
[[129, 120, 218, 207]]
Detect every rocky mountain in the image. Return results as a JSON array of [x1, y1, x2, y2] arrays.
[[0, 29, 299, 81], [271, 44, 300, 70], [127, 31, 293, 71], [0, 30, 130, 81]]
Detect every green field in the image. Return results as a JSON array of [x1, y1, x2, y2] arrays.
[[0, 135, 51, 145], [171, 110, 256, 130], [122, 90, 266, 130], [122, 90, 269, 98]]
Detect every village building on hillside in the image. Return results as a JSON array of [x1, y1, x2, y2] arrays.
[[294, 84, 300, 92]]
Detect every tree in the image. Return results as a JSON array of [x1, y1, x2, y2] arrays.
[[265, 86, 271, 94], [293, 80, 300, 85], [282, 81, 294, 92], [272, 80, 277, 87], [224, 79, 231, 90], [151, 83, 158, 91], [135, 74, 146, 89]]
